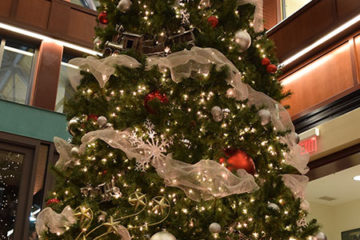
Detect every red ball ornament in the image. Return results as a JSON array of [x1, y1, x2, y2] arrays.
[[46, 198, 60, 205], [207, 16, 219, 28], [266, 64, 278, 74], [88, 114, 98, 121], [261, 57, 271, 66], [221, 149, 256, 175], [144, 90, 168, 114], [98, 11, 109, 24]]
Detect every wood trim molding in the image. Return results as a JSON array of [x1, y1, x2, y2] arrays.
[[307, 143, 360, 181]]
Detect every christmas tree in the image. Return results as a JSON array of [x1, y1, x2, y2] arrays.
[[36, 0, 319, 239]]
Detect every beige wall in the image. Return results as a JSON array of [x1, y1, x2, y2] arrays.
[[309, 200, 360, 240]]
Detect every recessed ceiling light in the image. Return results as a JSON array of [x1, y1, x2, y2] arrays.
[[353, 175, 360, 181]]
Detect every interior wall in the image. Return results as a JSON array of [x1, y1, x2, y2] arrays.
[[308, 200, 360, 240]]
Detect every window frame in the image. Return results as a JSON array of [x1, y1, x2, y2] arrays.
[[0, 132, 58, 240], [0, 38, 38, 105]]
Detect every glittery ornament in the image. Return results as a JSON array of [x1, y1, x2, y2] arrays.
[[220, 149, 256, 175], [144, 90, 168, 114], [98, 11, 109, 24], [211, 106, 223, 122], [150, 231, 176, 240], [266, 64, 278, 74], [234, 30, 251, 52], [97, 116, 108, 128], [46, 198, 60, 205], [261, 57, 271, 66], [117, 0, 132, 13], [209, 222, 221, 233], [207, 16, 219, 28]]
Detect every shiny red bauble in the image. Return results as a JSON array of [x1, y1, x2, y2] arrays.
[[46, 198, 60, 205], [98, 11, 109, 24], [144, 90, 168, 114], [207, 16, 219, 28], [266, 64, 278, 74], [261, 57, 271, 66], [88, 114, 98, 121], [220, 149, 256, 175]]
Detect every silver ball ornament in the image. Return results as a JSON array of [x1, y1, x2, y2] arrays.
[[68, 118, 79, 136], [315, 232, 327, 240], [258, 109, 271, 125], [150, 231, 176, 240], [71, 147, 80, 156], [117, 0, 132, 13], [97, 116, 108, 128], [267, 202, 280, 211], [93, 37, 102, 49], [209, 222, 221, 234], [234, 30, 251, 52], [211, 106, 223, 122]]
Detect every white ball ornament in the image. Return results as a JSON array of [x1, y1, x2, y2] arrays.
[[150, 231, 176, 240], [117, 0, 132, 13], [234, 30, 252, 52], [71, 147, 80, 156], [211, 106, 223, 122], [267, 202, 280, 211], [258, 109, 271, 126], [209, 222, 221, 234], [97, 116, 108, 128]]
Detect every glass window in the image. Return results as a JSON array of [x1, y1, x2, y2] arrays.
[[64, 0, 100, 10], [281, 0, 312, 19], [0, 149, 25, 238], [0, 40, 35, 105], [55, 57, 77, 113]]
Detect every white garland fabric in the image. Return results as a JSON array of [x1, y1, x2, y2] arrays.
[[282, 174, 308, 200], [54, 137, 75, 170], [79, 128, 259, 201], [36, 206, 76, 237], [157, 156, 259, 201], [69, 55, 141, 89], [237, 0, 264, 32], [147, 47, 239, 83]]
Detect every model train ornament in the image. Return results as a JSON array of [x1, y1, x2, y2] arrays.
[[102, 25, 196, 56]]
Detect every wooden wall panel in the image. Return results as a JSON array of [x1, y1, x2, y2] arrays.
[[47, 0, 71, 39], [15, 0, 51, 29], [282, 42, 355, 117], [67, 8, 97, 46], [270, 0, 335, 61], [0, 0, 12, 18], [355, 35, 360, 85], [263, 0, 279, 30], [336, 0, 360, 20]]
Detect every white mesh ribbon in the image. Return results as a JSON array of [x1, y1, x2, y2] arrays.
[[68, 55, 141, 89], [282, 174, 308, 200], [157, 156, 259, 201], [147, 47, 239, 83], [79, 128, 258, 201], [36, 206, 76, 237], [237, 0, 264, 32], [54, 137, 74, 170]]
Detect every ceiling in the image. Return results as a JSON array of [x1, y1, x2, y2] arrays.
[[306, 164, 360, 206]]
